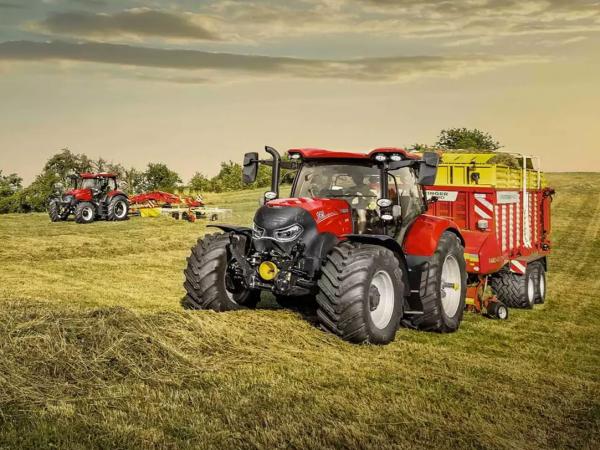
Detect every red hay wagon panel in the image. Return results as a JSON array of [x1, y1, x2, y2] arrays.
[[424, 186, 553, 276]]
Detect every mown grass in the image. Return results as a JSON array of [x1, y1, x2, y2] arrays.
[[0, 175, 598, 449]]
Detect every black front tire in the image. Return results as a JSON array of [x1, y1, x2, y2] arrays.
[[412, 232, 467, 333], [316, 242, 405, 345], [489, 265, 536, 309], [182, 233, 260, 311], [48, 199, 68, 222], [75, 202, 96, 224], [107, 196, 129, 221]]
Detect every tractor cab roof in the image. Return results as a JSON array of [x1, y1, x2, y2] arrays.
[[78, 172, 118, 179], [288, 147, 420, 162]]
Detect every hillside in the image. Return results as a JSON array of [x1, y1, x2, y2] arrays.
[[0, 173, 598, 449]]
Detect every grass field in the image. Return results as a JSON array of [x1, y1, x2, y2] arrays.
[[0, 173, 599, 449]]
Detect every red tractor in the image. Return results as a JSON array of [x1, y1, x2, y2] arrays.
[[48, 172, 129, 224], [183, 146, 467, 344]]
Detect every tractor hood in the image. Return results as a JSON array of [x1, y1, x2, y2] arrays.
[[259, 197, 353, 237], [65, 188, 93, 201], [253, 197, 352, 261]]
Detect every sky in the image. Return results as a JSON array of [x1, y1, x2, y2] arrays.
[[0, 0, 599, 184]]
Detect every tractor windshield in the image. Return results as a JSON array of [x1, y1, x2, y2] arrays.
[[295, 163, 380, 204], [74, 178, 116, 191], [294, 162, 424, 234], [76, 178, 100, 189]]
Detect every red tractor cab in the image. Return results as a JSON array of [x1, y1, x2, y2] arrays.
[[48, 172, 129, 224], [183, 146, 467, 345]]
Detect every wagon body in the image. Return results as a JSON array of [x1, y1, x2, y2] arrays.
[[423, 153, 553, 277]]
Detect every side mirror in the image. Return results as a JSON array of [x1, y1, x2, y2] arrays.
[[423, 151, 439, 167], [418, 152, 439, 185], [242, 152, 259, 184]]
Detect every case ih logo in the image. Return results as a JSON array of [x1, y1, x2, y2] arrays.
[[316, 210, 337, 223]]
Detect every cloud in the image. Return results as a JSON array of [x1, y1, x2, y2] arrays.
[[34, 8, 220, 41], [17, 1, 600, 50], [203, 0, 600, 44], [0, 40, 544, 83], [0, 2, 24, 8]]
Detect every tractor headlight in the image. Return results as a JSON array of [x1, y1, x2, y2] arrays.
[[264, 191, 277, 201], [252, 223, 265, 239], [274, 224, 303, 242], [390, 154, 402, 161], [373, 154, 387, 162], [377, 198, 393, 208]]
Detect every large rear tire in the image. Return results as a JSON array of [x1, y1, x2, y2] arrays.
[[489, 265, 536, 309], [75, 202, 96, 224], [48, 199, 68, 222], [530, 261, 546, 304], [107, 196, 129, 221], [413, 232, 467, 333], [182, 233, 260, 311], [316, 242, 405, 345]]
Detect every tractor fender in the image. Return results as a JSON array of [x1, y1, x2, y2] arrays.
[[402, 215, 464, 257], [108, 190, 128, 200], [207, 224, 252, 236], [344, 233, 410, 289]]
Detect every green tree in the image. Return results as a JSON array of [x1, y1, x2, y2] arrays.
[[16, 171, 56, 212], [209, 161, 243, 193], [189, 172, 213, 192], [44, 148, 94, 183], [435, 128, 501, 151], [407, 143, 438, 153], [0, 171, 24, 213], [143, 163, 182, 192], [0, 171, 22, 198], [255, 164, 273, 189], [124, 167, 146, 194], [94, 158, 125, 178], [16, 148, 95, 212]]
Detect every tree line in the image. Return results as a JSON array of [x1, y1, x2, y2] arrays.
[[0, 148, 279, 213], [0, 128, 501, 213]]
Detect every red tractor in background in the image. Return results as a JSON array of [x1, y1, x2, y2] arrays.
[[183, 146, 467, 345], [48, 172, 129, 224]]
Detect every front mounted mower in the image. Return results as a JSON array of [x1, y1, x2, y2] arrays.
[[183, 146, 468, 345], [48, 172, 129, 224]]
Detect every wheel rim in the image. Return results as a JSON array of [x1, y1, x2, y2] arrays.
[[441, 254, 462, 317], [82, 207, 93, 221], [115, 201, 127, 219], [539, 272, 545, 298], [369, 270, 395, 329], [527, 275, 535, 304], [498, 305, 508, 320]]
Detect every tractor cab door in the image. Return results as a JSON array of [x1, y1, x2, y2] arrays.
[[388, 167, 423, 241]]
